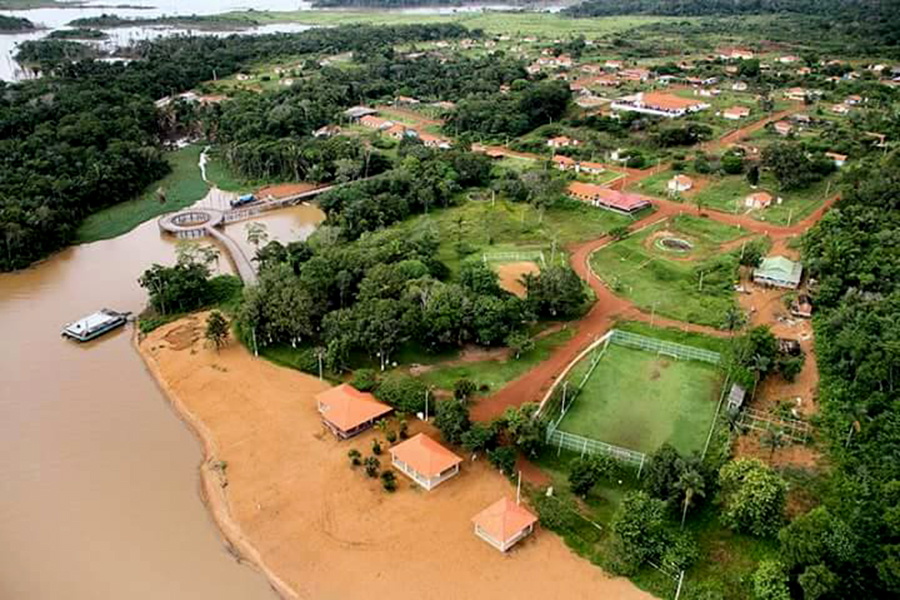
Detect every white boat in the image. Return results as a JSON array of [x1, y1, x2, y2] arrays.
[[62, 309, 130, 342]]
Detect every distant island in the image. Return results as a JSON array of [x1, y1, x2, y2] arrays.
[[48, 27, 108, 40], [0, 15, 35, 32], [68, 13, 263, 31]]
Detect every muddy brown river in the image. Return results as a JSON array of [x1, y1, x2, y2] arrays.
[[0, 197, 323, 599]]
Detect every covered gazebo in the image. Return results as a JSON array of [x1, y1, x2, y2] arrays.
[[472, 497, 538, 552]]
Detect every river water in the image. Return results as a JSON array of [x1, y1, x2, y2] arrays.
[[0, 166, 324, 598]]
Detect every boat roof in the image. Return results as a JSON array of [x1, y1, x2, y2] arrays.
[[65, 310, 121, 333]]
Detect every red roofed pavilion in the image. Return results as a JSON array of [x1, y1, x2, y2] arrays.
[[316, 384, 392, 440], [389, 433, 462, 490], [567, 182, 651, 214], [472, 497, 538, 552]]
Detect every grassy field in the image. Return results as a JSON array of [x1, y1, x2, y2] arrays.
[[415, 327, 574, 394], [558, 343, 722, 455], [229, 10, 675, 37], [75, 145, 209, 244], [398, 196, 637, 276], [590, 214, 747, 327], [693, 173, 836, 226]]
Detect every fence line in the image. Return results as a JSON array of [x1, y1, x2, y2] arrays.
[[546, 427, 647, 471], [482, 251, 546, 266], [737, 406, 811, 443], [609, 329, 721, 364]]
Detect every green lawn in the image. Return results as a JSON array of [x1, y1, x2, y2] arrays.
[[558, 343, 722, 455], [590, 215, 747, 327], [693, 173, 836, 226], [415, 327, 574, 394], [75, 145, 209, 243], [399, 196, 637, 277]]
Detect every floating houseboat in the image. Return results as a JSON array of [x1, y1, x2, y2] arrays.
[[62, 309, 130, 342]]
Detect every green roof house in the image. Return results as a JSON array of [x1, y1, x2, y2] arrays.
[[753, 256, 803, 289]]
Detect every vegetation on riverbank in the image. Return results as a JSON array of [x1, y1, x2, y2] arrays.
[[75, 145, 209, 244], [0, 15, 35, 31], [68, 13, 263, 31]]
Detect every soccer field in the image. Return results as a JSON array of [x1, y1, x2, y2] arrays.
[[558, 344, 722, 456]]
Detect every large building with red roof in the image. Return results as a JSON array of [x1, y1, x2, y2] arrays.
[[611, 92, 709, 118], [316, 384, 393, 440], [567, 182, 652, 214]]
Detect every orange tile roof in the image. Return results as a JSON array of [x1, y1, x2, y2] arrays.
[[640, 92, 704, 111], [580, 161, 605, 170], [472, 497, 537, 543], [568, 182, 651, 212], [552, 154, 576, 165], [390, 433, 462, 477], [316, 384, 392, 433], [825, 151, 848, 161], [725, 106, 750, 117]]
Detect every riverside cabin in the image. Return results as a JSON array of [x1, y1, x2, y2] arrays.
[[62, 309, 129, 342], [316, 384, 393, 440]]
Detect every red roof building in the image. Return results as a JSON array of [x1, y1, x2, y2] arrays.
[[472, 497, 538, 552], [568, 182, 652, 214], [389, 433, 462, 491], [316, 384, 393, 440]]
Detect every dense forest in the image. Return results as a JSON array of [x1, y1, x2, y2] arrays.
[[0, 15, 34, 31], [0, 23, 471, 271], [567, 0, 900, 54], [783, 149, 900, 597]]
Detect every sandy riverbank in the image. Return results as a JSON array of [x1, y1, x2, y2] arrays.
[[138, 314, 656, 600]]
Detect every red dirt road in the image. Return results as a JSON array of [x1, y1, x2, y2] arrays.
[[472, 183, 836, 423]]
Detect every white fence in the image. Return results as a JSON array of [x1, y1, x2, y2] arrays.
[[546, 425, 647, 471], [482, 250, 546, 266], [610, 330, 721, 364]]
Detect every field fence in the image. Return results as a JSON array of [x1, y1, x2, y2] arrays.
[[482, 250, 546, 266], [546, 425, 648, 471], [609, 329, 721, 365], [542, 329, 723, 473]]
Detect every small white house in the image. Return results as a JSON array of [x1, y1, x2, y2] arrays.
[[472, 497, 538, 552], [668, 174, 693, 193], [389, 434, 462, 491]]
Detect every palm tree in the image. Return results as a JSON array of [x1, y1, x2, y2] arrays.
[[675, 468, 706, 529], [751, 353, 772, 399], [722, 307, 747, 333]]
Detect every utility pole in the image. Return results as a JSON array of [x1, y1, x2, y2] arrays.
[[516, 470, 522, 504], [674, 570, 685, 600], [424, 387, 430, 421], [698, 271, 705, 292], [651, 302, 657, 326]]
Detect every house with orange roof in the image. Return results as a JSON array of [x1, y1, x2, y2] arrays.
[[567, 182, 651, 214], [552, 155, 576, 171], [359, 115, 394, 130], [605, 59, 624, 70], [784, 87, 808, 102], [472, 497, 538, 552], [386, 123, 415, 141], [547, 135, 579, 149], [844, 94, 863, 105], [419, 132, 452, 149], [578, 161, 605, 176], [389, 433, 462, 490], [774, 121, 793, 136], [668, 174, 693, 193], [723, 106, 751, 120], [611, 92, 709, 118], [745, 191, 774, 209], [316, 384, 393, 440], [831, 103, 850, 115], [718, 47, 754, 60], [825, 151, 847, 167], [620, 68, 651, 82]]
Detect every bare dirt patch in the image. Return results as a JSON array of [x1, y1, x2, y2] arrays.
[[496, 261, 540, 298], [140, 316, 653, 600], [734, 431, 821, 470], [256, 182, 319, 199], [162, 318, 201, 351]]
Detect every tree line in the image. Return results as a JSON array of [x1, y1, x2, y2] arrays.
[[0, 23, 473, 271]]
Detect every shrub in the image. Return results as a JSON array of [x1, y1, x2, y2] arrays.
[[352, 368, 378, 392], [533, 493, 578, 532], [626, 154, 646, 169], [372, 439, 382, 455], [364, 456, 380, 478], [386, 430, 397, 444], [719, 459, 787, 537], [348, 449, 362, 467], [461, 423, 496, 453], [381, 470, 397, 492], [487, 446, 517, 477], [609, 491, 669, 573], [751, 560, 791, 600], [375, 375, 428, 414], [435, 399, 471, 445], [398, 419, 409, 439], [453, 378, 478, 402]]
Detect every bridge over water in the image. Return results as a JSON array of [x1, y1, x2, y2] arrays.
[[157, 185, 336, 285]]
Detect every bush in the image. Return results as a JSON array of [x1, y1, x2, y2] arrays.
[[352, 368, 379, 392], [568, 454, 616, 497], [364, 456, 380, 478], [372, 439, 382, 455], [375, 375, 428, 414], [381, 470, 397, 492], [533, 493, 578, 532], [386, 430, 397, 444], [752, 560, 791, 600], [487, 446, 517, 477], [399, 419, 409, 439], [662, 530, 699, 571], [348, 448, 362, 467], [610, 491, 669, 574], [626, 154, 646, 169], [453, 378, 478, 401], [719, 459, 787, 537], [461, 423, 496, 453], [435, 399, 471, 445]]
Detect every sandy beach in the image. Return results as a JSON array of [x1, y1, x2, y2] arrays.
[[137, 314, 656, 600]]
